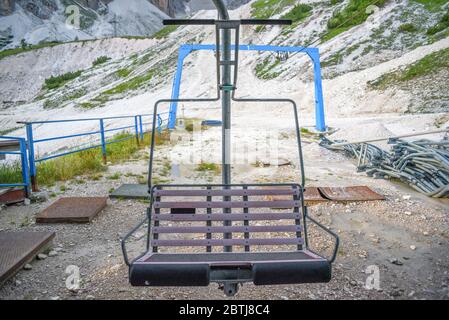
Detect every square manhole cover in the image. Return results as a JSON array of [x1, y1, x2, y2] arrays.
[[36, 197, 108, 224]]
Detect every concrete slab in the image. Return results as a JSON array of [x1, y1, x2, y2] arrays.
[[110, 184, 149, 200]]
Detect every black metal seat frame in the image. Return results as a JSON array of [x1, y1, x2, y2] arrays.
[[120, 0, 339, 296]]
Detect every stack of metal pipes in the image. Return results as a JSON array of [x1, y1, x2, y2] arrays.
[[320, 136, 449, 198]]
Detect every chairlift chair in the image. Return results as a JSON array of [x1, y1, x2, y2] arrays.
[[121, 0, 339, 297]]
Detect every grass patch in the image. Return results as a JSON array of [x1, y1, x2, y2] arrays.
[[323, 0, 388, 42], [0, 41, 61, 61], [0, 131, 171, 187], [0, 126, 22, 136], [196, 162, 221, 175], [116, 68, 132, 78], [426, 8, 449, 35], [78, 102, 95, 109], [0, 162, 22, 184], [30, 131, 167, 187], [184, 118, 200, 132], [93, 56, 111, 66], [412, 0, 449, 11], [152, 25, 178, 39], [398, 23, 418, 32], [107, 172, 121, 180], [251, 0, 295, 19], [281, 4, 313, 25], [103, 69, 156, 95], [43, 70, 82, 90], [255, 57, 281, 79], [251, 0, 296, 32], [368, 47, 449, 89]]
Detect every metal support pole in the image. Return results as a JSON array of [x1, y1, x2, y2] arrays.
[[19, 138, 31, 197], [134, 116, 140, 145], [139, 115, 144, 141], [168, 47, 192, 129], [309, 49, 326, 132], [157, 114, 163, 134], [212, 0, 232, 252], [99, 119, 107, 164], [25, 123, 37, 192]]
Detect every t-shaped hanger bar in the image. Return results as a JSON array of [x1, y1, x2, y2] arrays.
[[163, 19, 292, 26]]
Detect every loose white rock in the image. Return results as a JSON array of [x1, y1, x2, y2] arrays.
[[48, 250, 58, 257], [23, 264, 32, 270], [37, 253, 47, 260]]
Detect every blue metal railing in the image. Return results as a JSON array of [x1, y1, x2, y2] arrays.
[[0, 136, 30, 197], [20, 112, 170, 191]]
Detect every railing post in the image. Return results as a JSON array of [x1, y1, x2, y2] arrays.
[[134, 116, 140, 145], [99, 119, 107, 164], [139, 115, 144, 141], [157, 114, 163, 134], [25, 123, 37, 192], [19, 138, 31, 198]]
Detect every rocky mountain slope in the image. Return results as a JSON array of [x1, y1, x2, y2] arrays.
[[0, 0, 252, 49], [0, 0, 448, 149], [0, 0, 170, 49]]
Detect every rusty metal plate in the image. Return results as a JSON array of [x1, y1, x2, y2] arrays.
[[303, 187, 328, 204], [0, 231, 55, 286], [263, 186, 327, 204], [0, 140, 20, 151], [36, 197, 108, 224], [0, 188, 25, 205], [319, 186, 385, 202]]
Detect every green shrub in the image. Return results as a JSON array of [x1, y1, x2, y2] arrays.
[[103, 69, 155, 95], [368, 47, 449, 89], [116, 68, 132, 78], [251, 0, 295, 19], [196, 162, 221, 175], [44, 70, 82, 90], [281, 4, 313, 25], [412, 0, 449, 11], [398, 23, 418, 32], [323, 0, 388, 41], [93, 56, 110, 66], [0, 41, 61, 61], [0, 162, 22, 184], [255, 57, 281, 80], [427, 9, 449, 35], [152, 25, 178, 39]]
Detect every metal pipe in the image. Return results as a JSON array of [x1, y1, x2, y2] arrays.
[[212, 0, 229, 19], [212, 0, 232, 252], [328, 129, 448, 148]]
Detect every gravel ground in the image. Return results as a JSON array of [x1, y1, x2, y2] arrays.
[[0, 141, 448, 301]]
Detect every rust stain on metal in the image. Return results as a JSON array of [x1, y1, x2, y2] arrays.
[[0, 231, 55, 286], [0, 188, 25, 205], [319, 186, 385, 202], [262, 186, 327, 205], [36, 197, 108, 224], [303, 187, 328, 205]]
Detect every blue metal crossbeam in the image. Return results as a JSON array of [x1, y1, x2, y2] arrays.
[[168, 44, 326, 131]]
